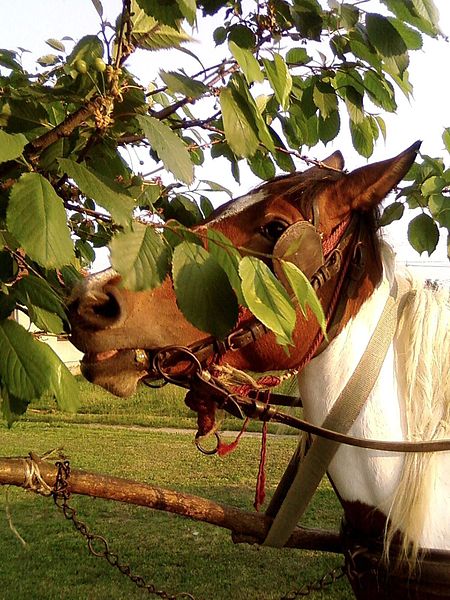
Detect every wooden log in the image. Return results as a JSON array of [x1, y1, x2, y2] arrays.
[[0, 455, 342, 554]]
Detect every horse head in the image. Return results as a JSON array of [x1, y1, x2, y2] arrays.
[[68, 142, 420, 397]]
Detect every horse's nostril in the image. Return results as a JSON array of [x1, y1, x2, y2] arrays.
[[92, 292, 121, 320]]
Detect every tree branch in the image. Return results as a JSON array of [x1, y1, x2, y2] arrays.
[[0, 456, 342, 554], [27, 97, 104, 156]]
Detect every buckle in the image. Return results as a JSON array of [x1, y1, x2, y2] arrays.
[[226, 330, 244, 351]]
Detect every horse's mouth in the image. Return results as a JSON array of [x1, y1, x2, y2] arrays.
[[80, 348, 150, 397], [83, 349, 120, 363]]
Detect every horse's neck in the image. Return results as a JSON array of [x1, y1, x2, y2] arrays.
[[299, 274, 403, 440], [297, 266, 450, 552]]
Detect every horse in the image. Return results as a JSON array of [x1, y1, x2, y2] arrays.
[[68, 142, 450, 599]]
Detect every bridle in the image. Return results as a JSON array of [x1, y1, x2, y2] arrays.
[[141, 206, 360, 380], [136, 210, 450, 456]]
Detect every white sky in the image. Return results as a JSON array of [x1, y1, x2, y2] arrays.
[[1, 0, 449, 278]]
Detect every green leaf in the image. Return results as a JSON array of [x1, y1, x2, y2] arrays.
[[0, 130, 27, 163], [313, 80, 338, 118], [229, 74, 275, 153], [29, 306, 64, 334], [164, 221, 201, 249], [137, 115, 194, 184], [286, 47, 311, 65], [14, 275, 66, 320], [428, 194, 450, 229], [4, 100, 48, 133], [380, 201, 405, 226], [75, 239, 96, 266], [131, 4, 192, 50], [199, 180, 233, 197], [343, 85, 364, 124], [136, 0, 182, 25], [38, 343, 80, 413], [165, 194, 203, 226], [348, 30, 382, 70], [366, 13, 408, 74], [248, 151, 276, 180], [176, 0, 197, 24], [291, 0, 323, 40], [37, 54, 61, 67], [338, 3, 360, 28], [207, 229, 245, 305], [366, 13, 406, 56], [263, 53, 292, 110], [59, 159, 134, 225], [411, 0, 440, 30], [421, 176, 445, 196], [66, 34, 103, 67], [228, 24, 256, 49], [318, 110, 340, 145], [229, 41, 263, 85], [7, 173, 74, 268], [90, 0, 104, 18], [110, 222, 171, 291], [239, 256, 296, 347], [350, 118, 374, 158], [363, 71, 397, 112], [443, 128, 450, 154], [159, 70, 208, 98], [213, 26, 227, 45], [270, 128, 296, 173], [408, 213, 439, 255], [219, 87, 259, 158], [381, 0, 439, 36], [0, 320, 52, 400], [388, 17, 423, 50], [0, 49, 23, 71], [200, 195, 214, 219], [172, 241, 238, 339], [280, 261, 326, 336]]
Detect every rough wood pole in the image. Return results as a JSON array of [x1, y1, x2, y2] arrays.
[[0, 456, 342, 554]]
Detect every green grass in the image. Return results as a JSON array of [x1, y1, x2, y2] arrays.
[[1, 377, 352, 599], [25, 375, 301, 434], [0, 422, 352, 599]]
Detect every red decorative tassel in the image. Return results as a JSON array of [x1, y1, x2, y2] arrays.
[[217, 417, 249, 456], [254, 420, 268, 511]]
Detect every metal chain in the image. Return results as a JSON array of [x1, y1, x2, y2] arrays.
[[52, 461, 345, 600], [52, 461, 195, 600], [280, 564, 346, 598]]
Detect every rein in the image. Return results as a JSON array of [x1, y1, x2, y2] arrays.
[[148, 345, 450, 455]]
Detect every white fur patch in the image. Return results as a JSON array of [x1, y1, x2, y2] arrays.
[[209, 189, 267, 223]]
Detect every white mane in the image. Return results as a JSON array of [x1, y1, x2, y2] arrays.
[[386, 253, 450, 563], [299, 242, 450, 565]]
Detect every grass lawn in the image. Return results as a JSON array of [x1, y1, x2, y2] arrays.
[[24, 376, 301, 434], [0, 379, 353, 599]]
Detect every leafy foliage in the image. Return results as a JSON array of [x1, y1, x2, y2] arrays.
[[0, 0, 447, 421]]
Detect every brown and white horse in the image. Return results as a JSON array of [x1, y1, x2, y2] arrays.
[[69, 143, 449, 599]]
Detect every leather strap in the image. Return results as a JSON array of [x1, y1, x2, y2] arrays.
[[263, 278, 412, 548]]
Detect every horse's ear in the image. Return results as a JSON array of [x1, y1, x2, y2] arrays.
[[333, 141, 421, 213], [320, 150, 345, 171]]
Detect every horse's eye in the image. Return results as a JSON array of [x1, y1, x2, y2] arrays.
[[260, 220, 288, 242]]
